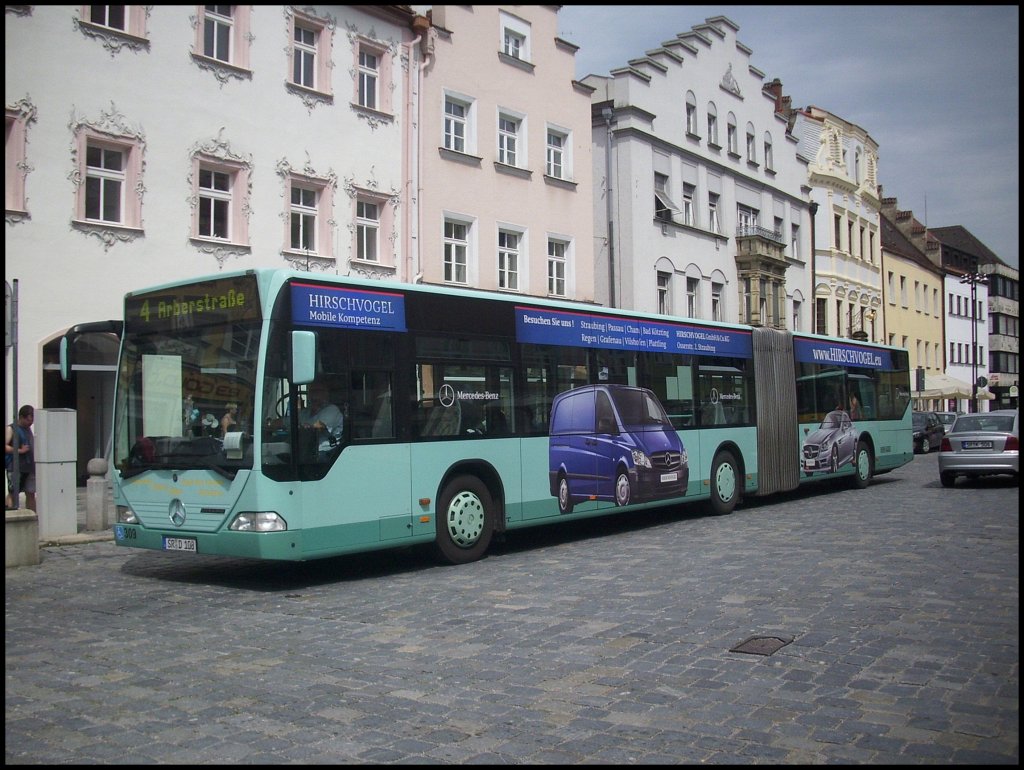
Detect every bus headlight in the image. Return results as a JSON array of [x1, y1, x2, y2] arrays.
[[117, 505, 138, 524], [229, 512, 288, 532]]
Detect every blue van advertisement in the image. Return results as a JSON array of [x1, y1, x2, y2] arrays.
[[548, 384, 688, 513]]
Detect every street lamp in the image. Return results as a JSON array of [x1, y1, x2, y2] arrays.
[[959, 268, 988, 413]]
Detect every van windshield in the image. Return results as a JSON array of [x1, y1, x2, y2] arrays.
[[611, 389, 671, 427]]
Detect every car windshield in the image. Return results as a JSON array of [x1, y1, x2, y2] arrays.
[[938, 413, 957, 426], [952, 415, 1015, 433]]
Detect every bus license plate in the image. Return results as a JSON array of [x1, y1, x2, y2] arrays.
[[661, 472, 678, 483], [163, 536, 197, 553]]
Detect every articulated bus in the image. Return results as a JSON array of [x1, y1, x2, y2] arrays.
[[71, 269, 913, 565]]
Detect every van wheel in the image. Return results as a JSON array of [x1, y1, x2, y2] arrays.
[[614, 468, 632, 507], [851, 440, 873, 489], [709, 450, 739, 516], [433, 475, 494, 565], [557, 473, 574, 514]]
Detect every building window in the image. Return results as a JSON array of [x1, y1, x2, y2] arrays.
[[355, 200, 378, 261], [75, 134, 143, 229], [497, 230, 520, 291], [654, 173, 674, 223], [194, 5, 251, 72], [85, 144, 125, 224], [763, 132, 774, 171], [708, 193, 720, 233], [548, 238, 567, 297], [203, 5, 232, 62], [499, 10, 531, 63], [900, 276, 907, 307], [685, 91, 698, 136], [834, 214, 842, 249], [290, 184, 317, 252], [280, 170, 335, 259], [727, 113, 738, 154], [444, 97, 468, 153], [357, 50, 378, 109], [191, 153, 249, 246], [88, 5, 126, 30], [706, 102, 718, 146], [793, 299, 802, 331], [790, 223, 800, 259], [745, 122, 756, 163], [682, 184, 695, 226], [504, 28, 525, 59], [815, 298, 828, 335], [444, 219, 469, 284], [889, 272, 896, 304], [853, 149, 861, 183], [293, 24, 317, 89], [737, 204, 759, 232], [686, 277, 699, 317], [546, 128, 568, 179], [711, 282, 723, 321], [657, 271, 671, 315], [498, 114, 520, 166], [198, 166, 231, 239]]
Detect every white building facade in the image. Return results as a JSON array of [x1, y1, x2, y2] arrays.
[[5, 5, 419, 477], [582, 16, 811, 327], [789, 106, 882, 341]]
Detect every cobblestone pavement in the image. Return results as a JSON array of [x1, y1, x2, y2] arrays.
[[5, 453, 1019, 764]]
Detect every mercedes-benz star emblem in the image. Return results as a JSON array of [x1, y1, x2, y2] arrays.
[[169, 499, 187, 527], [439, 383, 456, 408]]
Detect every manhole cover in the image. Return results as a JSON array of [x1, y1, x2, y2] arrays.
[[729, 635, 792, 656]]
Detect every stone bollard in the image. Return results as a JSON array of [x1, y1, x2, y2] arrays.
[[6, 510, 40, 567], [86, 458, 110, 531]]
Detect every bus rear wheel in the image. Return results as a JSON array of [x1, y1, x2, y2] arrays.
[[709, 450, 740, 516], [433, 475, 494, 565]]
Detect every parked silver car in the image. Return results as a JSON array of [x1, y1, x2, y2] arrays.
[[935, 411, 960, 434], [938, 409, 1019, 487]]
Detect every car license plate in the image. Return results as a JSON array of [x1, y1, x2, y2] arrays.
[[962, 440, 993, 450], [163, 536, 197, 553], [661, 472, 678, 483]]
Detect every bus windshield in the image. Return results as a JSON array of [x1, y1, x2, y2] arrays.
[[114, 275, 262, 479]]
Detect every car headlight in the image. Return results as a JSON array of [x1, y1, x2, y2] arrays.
[[631, 449, 652, 469]]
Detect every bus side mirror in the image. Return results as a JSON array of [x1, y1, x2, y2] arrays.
[[59, 337, 71, 381], [291, 330, 317, 385]]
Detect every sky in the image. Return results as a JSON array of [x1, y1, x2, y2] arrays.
[[555, 5, 1019, 268]]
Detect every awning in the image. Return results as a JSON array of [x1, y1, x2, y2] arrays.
[[920, 373, 993, 400]]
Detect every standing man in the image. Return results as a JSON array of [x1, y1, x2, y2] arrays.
[[5, 404, 36, 511]]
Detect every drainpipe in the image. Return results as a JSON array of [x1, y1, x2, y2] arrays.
[[602, 106, 616, 308], [808, 200, 818, 331], [409, 15, 433, 284]]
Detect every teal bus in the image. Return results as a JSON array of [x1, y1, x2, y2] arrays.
[[73, 269, 913, 564]]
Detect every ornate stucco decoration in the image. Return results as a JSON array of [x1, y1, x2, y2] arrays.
[[189, 8, 255, 86], [344, 20, 399, 131], [275, 153, 339, 266], [187, 128, 253, 267], [283, 6, 337, 113], [73, 6, 152, 57], [343, 167, 400, 271], [720, 63, 742, 97], [67, 102, 147, 250], [6, 95, 37, 225]]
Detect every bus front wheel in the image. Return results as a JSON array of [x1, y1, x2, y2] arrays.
[[851, 440, 873, 489], [434, 475, 495, 565], [709, 450, 740, 516]]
